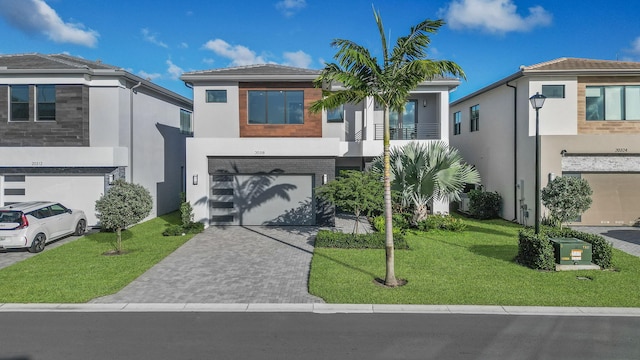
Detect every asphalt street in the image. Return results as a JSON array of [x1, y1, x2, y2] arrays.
[[0, 312, 639, 360]]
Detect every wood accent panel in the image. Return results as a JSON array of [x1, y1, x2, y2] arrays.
[[577, 76, 640, 134], [239, 82, 322, 138]]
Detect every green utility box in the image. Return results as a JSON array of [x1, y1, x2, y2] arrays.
[[550, 237, 592, 265]]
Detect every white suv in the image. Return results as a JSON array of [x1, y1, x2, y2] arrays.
[[0, 202, 87, 253]]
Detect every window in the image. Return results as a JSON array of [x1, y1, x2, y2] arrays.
[[37, 85, 56, 121], [586, 85, 640, 120], [248, 90, 304, 124], [453, 111, 461, 135], [327, 105, 344, 123], [542, 85, 565, 98], [4, 175, 25, 182], [180, 109, 192, 135], [10, 85, 29, 121], [48, 203, 68, 216], [206, 90, 227, 103], [470, 105, 479, 132]]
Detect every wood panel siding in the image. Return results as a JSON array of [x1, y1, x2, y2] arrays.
[[238, 82, 322, 137], [577, 76, 640, 134]]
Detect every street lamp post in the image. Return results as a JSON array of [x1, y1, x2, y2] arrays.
[[529, 92, 546, 234]]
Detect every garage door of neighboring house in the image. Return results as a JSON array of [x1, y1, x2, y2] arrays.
[[209, 174, 315, 226], [573, 173, 640, 226], [1, 175, 105, 227]]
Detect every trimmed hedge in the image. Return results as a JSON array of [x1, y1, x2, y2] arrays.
[[416, 214, 467, 232], [516, 229, 555, 271], [468, 190, 502, 219], [546, 227, 613, 269], [516, 226, 614, 270], [315, 230, 409, 250]]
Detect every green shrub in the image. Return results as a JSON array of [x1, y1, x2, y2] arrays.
[[162, 221, 204, 237], [545, 227, 613, 268], [315, 230, 409, 249], [417, 214, 467, 232], [186, 221, 205, 234], [468, 190, 502, 219], [163, 225, 185, 236], [372, 214, 410, 234], [516, 228, 555, 270]]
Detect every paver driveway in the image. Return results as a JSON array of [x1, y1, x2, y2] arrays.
[[90, 225, 324, 303]]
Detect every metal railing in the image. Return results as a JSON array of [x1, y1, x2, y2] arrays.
[[374, 123, 440, 140]]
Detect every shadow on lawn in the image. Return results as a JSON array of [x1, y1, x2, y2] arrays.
[[469, 244, 518, 263]]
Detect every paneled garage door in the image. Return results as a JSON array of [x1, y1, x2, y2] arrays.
[[572, 173, 640, 226], [209, 174, 314, 226]]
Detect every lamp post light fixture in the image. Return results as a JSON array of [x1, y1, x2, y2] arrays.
[[529, 92, 546, 234]]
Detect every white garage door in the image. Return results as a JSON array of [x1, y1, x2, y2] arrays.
[[2, 175, 105, 227], [210, 174, 314, 226]]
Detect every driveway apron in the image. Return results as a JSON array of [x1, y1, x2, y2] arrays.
[[572, 226, 640, 257], [91, 226, 324, 303]]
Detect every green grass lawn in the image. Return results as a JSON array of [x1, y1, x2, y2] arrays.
[[309, 217, 640, 307], [0, 212, 193, 303]]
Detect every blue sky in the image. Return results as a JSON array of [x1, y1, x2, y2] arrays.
[[1, 0, 639, 101]]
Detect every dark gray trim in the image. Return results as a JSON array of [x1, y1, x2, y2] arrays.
[[0, 167, 118, 175]]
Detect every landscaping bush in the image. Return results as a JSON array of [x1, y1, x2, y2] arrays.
[[416, 214, 467, 232], [468, 189, 502, 219], [162, 194, 205, 237], [315, 230, 409, 250], [372, 214, 411, 234], [545, 227, 613, 269], [163, 225, 185, 236], [516, 228, 555, 271]]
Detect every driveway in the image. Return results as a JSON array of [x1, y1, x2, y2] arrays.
[[90, 225, 325, 303], [572, 226, 640, 257]]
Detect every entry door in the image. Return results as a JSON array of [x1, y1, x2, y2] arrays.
[[390, 100, 417, 140]]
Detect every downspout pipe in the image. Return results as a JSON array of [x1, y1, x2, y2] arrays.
[[506, 81, 518, 222], [130, 81, 142, 183]]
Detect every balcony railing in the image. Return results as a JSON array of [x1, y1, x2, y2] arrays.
[[374, 124, 440, 140]]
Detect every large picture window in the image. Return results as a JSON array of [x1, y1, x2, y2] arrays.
[[453, 111, 461, 135], [470, 104, 479, 132], [10, 85, 29, 121], [586, 85, 640, 120], [248, 90, 304, 124], [37, 85, 56, 121]]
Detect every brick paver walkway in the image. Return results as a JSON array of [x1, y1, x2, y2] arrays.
[[572, 226, 640, 257]]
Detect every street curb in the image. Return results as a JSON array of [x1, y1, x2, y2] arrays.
[[1, 303, 640, 316]]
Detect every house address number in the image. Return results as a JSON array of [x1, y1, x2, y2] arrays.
[[32, 161, 43, 166], [254, 150, 265, 155], [615, 148, 628, 153]]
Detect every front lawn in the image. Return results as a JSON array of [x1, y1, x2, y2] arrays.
[[0, 212, 193, 303], [309, 217, 640, 307]]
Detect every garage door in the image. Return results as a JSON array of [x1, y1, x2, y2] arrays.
[[572, 173, 640, 226], [209, 174, 315, 226], [2, 175, 105, 227]]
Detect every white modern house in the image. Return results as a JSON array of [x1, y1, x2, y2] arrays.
[[0, 54, 193, 226], [450, 58, 640, 226], [181, 64, 460, 226]]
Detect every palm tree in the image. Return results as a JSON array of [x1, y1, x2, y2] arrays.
[[310, 8, 465, 286], [372, 141, 480, 225]]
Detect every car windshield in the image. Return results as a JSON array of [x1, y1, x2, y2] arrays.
[[0, 211, 23, 224]]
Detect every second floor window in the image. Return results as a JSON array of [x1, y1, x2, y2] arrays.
[[10, 85, 29, 121], [453, 111, 461, 135], [248, 90, 304, 124], [586, 85, 640, 121], [37, 85, 56, 121], [470, 104, 479, 132], [180, 109, 193, 135], [206, 90, 227, 103], [327, 105, 344, 122]]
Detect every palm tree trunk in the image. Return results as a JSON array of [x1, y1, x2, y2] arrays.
[[383, 106, 398, 286]]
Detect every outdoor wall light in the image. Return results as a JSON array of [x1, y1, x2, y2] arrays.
[[322, 174, 328, 185], [423, 99, 427, 107], [107, 174, 115, 185], [192, 174, 198, 185]]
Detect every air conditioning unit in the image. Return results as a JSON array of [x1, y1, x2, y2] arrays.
[[459, 194, 470, 213]]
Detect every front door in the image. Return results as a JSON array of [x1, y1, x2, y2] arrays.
[[390, 100, 417, 140]]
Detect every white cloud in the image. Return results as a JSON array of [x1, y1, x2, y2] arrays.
[[138, 70, 161, 81], [202, 58, 215, 65], [630, 37, 640, 55], [441, 0, 552, 34], [166, 60, 183, 80], [276, 0, 306, 17], [142, 28, 168, 48], [202, 39, 267, 66], [283, 50, 312, 68], [179, 42, 189, 49], [0, 0, 98, 47]]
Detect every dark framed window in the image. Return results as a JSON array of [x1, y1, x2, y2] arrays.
[[37, 85, 56, 121], [470, 104, 479, 132], [4, 175, 25, 182], [206, 90, 227, 103], [453, 111, 461, 135], [180, 109, 192, 135], [4, 188, 25, 196], [248, 90, 304, 124], [10, 85, 29, 121], [327, 105, 344, 123], [542, 85, 565, 99], [586, 85, 640, 121]]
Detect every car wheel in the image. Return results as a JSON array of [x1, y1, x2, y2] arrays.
[[74, 219, 86, 236], [28, 233, 46, 253]]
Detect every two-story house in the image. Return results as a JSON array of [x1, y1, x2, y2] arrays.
[[0, 54, 193, 226], [450, 58, 640, 226], [181, 64, 459, 226]]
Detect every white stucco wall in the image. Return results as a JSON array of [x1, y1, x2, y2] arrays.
[[528, 77, 578, 136], [192, 82, 240, 138]]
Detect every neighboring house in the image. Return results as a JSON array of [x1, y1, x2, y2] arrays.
[[450, 58, 640, 226], [0, 54, 193, 226], [181, 64, 459, 226]]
